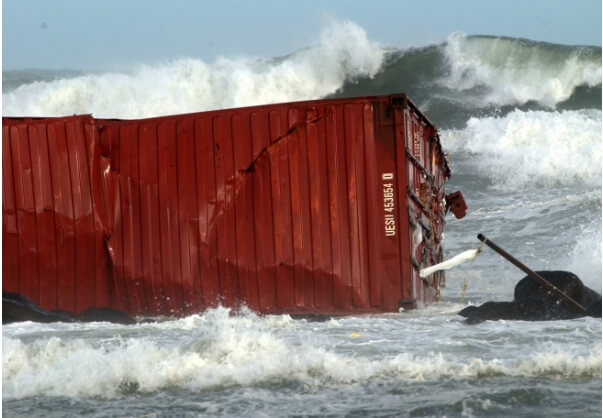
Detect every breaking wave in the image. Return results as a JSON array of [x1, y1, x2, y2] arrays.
[[3, 307, 601, 400], [3, 29, 600, 125], [2, 20, 384, 119], [440, 33, 602, 108], [441, 108, 602, 190]]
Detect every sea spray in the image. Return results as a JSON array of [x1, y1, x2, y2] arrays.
[[5, 32, 601, 124], [2, 20, 384, 119], [567, 220, 603, 292], [3, 307, 600, 401], [441, 108, 602, 190]]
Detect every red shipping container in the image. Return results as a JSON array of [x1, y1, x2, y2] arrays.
[[3, 94, 459, 317]]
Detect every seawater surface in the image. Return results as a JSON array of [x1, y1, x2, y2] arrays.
[[3, 21, 602, 417], [4, 306, 600, 417]]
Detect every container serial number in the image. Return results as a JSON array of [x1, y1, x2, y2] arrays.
[[382, 173, 396, 237]]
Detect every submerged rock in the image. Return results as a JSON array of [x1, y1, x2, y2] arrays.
[[78, 307, 137, 325], [3, 291, 138, 325], [3, 292, 75, 324]]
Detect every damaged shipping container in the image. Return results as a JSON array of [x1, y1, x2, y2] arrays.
[[3, 94, 465, 317]]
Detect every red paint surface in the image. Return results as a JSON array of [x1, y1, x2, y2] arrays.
[[3, 94, 454, 316]]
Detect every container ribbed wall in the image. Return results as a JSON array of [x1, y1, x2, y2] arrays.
[[3, 95, 450, 316]]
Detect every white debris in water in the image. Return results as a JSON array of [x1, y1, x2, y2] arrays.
[[420, 249, 481, 278]]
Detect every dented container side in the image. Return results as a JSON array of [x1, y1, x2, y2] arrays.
[[95, 97, 413, 315], [3, 94, 451, 316], [2, 115, 114, 313]]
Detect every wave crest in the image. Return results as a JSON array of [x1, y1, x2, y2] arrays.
[[441, 33, 602, 108], [3, 309, 600, 400], [2, 20, 384, 119], [442, 108, 602, 190]]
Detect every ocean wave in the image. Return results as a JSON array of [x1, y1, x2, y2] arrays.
[[2, 20, 384, 119], [331, 33, 602, 127], [441, 108, 602, 190], [4, 26, 601, 126], [440, 33, 602, 108], [3, 308, 600, 400]]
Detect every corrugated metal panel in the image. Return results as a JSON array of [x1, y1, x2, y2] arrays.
[[3, 94, 452, 316], [2, 116, 113, 314]]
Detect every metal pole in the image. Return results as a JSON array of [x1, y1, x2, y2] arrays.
[[477, 233, 587, 312]]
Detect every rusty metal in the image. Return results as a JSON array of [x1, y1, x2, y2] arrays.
[[3, 94, 457, 316], [445, 190, 467, 219]]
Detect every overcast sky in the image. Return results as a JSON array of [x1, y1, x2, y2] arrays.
[[3, 0, 602, 70]]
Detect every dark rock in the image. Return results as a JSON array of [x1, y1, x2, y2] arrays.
[[3, 292, 73, 324], [290, 313, 332, 322], [3, 291, 137, 325], [52, 309, 79, 321], [586, 299, 602, 318], [78, 307, 137, 325], [459, 271, 601, 324]]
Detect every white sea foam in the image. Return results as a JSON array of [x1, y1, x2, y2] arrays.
[[441, 33, 602, 108], [2, 20, 384, 119], [566, 221, 603, 292], [442, 108, 602, 190], [3, 307, 600, 400]]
